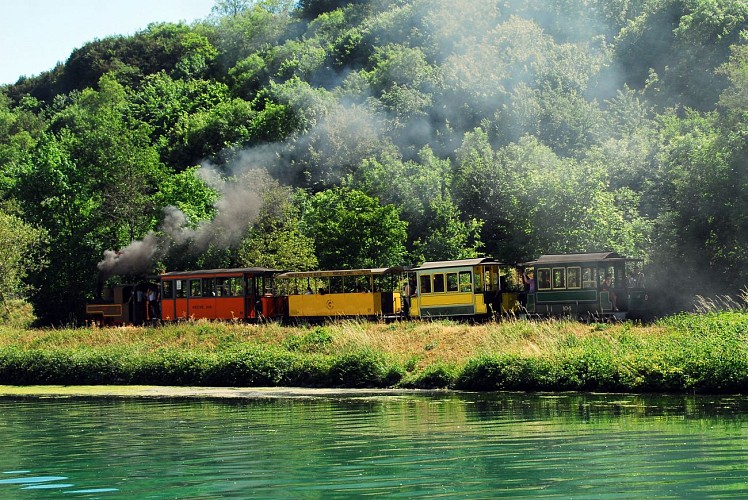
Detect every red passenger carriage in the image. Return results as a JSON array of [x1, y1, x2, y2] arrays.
[[159, 268, 284, 321]]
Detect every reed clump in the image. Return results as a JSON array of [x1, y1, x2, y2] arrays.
[[0, 312, 746, 393]]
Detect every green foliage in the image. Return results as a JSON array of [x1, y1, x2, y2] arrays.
[[328, 349, 402, 387], [298, 0, 368, 20], [0, 299, 36, 328], [405, 362, 457, 388], [3, 0, 748, 322], [239, 179, 318, 270], [717, 32, 748, 126], [300, 187, 407, 269], [350, 146, 481, 261], [284, 326, 334, 353], [0, 207, 47, 298], [155, 166, 218, 226]]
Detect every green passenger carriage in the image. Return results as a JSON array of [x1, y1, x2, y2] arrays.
[[522, 252, 646, 320]]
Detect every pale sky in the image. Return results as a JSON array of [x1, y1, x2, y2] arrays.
[[0, 0, 218, 85]]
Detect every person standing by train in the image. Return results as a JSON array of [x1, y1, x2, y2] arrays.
[[402, 278, 416, 317], [522, 270, 535, 293], [147, 287, 159, 324]]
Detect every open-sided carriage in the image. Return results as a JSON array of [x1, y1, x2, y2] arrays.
[[275, 267, 404, 321]]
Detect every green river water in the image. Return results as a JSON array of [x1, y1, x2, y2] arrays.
[[1, 390, 747, 498]]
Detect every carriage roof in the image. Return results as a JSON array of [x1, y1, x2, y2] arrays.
[[522, 252, 641, 266], [413, 258, 504, 271], [160, 267, 281, 278], [277, 267, 404, 279]]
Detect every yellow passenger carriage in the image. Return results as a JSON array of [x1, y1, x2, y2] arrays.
[[407, 258, 518, 319], [275, 267, 404, 321]]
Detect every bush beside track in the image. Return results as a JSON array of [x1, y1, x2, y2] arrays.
[[0, 312, 747, 394]]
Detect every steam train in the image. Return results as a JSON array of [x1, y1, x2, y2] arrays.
[[86, 252, 647, 325]]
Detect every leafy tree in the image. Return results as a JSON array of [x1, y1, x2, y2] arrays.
[[717, 31, 748, 127], [0, 208, 47, 306], [239, 182, 318, 270], [614, 0, 748, 110], [154, 166, 218, 226], [410, 199, 484, 263], [350, 146, 483, 262], [0, 94, 46, 196], [298, 0, 368, 19], [176, 97, 257, 164], [299, 187, 407, 269], [129, 73, 232, 167], [229, 53, 268, 98], [12, 76, 168, 323], [282, 99, 386, 188], [212, 0, 253, 17], [13, 133, 101, 323], [212, 3, 291, 70], [648, 109, 748, 293]]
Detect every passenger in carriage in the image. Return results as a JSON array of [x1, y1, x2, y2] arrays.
[[626, 270, 636, 288], [601, 274, 618, 311]]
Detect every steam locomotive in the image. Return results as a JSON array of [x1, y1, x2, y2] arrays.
[[86, 252, 647, 325]]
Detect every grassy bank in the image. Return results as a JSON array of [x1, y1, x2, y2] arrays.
[[1, 313, 747, 393]]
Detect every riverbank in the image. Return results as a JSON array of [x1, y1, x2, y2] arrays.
[[0, 385, 423, 399], [0, 312, 746, 393]]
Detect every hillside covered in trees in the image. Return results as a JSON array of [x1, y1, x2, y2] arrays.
[[1, 0, 747, 324]]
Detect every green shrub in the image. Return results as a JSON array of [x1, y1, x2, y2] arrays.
[[328, 350, 401, 388], [456, 354, 552, 391], [284, 326, 334, 353], [0, 299, 36, 329], [407, 363, 457, 389]]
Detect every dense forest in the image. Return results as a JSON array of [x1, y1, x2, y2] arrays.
[[1, 0, 747, 324]]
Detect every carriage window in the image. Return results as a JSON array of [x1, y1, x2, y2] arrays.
[[259, 276, 274, 295], [567, 267, 581, 289], [175, 279, 186, 298], [433, 274, 445, 293], [552, 268, 566, 289], [342, 276, 357, 293], [459, 271, 472, 292], [486, 267, 500, 291], [203, 278, 216, 297], [162, 281, 174, 299], [373, 274, 395, 292], [582, 267, 597, 289], [330, 276, 343, 294], [358, 275, 372, 292], [216, 278, 231, 297], [537, 268, 551, 290], [601, 266, 616, 287], [420, 275, 432, 294], [447, 273, 458, 292], [230, 277, 245, 296], [189, 279, 201, 297]]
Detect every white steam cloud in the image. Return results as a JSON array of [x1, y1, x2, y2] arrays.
[[96, 161, 266, 279]]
